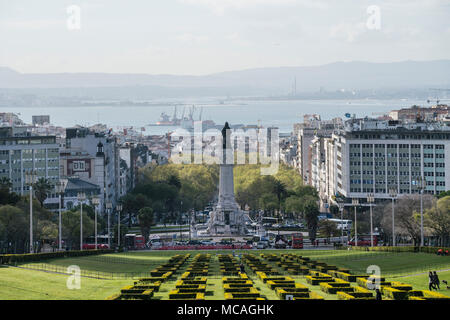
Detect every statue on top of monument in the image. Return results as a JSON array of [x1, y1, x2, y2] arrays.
[[222, 122, 231, 151]]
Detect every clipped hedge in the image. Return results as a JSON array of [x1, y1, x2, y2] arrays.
[[293, 292, 324, 300], [223, 281, 253, 288], [169, 291, 205, 300], [349, 246, 450, 254], [224, 293, 265, 300], [223, 289, 261, 299], [408, 290, 450, 300], [0, 249, 114, 265], [382, 287, 409, 300], [337, 292, 375, 300], [179, 277, 207, 284]]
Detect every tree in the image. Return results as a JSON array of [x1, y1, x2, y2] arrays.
[[424, 196, 450, 246], [0, 177, 20, 205], [33, 178, 53, 207], [62, 209, 95, 250], [138, 207, 155, 242], [381, 195, 433, 246], [303, 195, 320, 242], [319, 219, 338, 240], [0, 177, 12, 190], [0, 205, 28, 253], [259, 193, 278, 216], [285, 196, 304, 220], [437, 191, 450, 199]]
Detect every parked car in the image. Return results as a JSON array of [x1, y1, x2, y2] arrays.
[[256, 241, 268, 249], [151, 242, 162, 249]]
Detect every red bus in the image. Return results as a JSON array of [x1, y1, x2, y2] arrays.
[[125, 234, 147, 249], [292, 234, 303, 249], [82, 236, 110, 250], [348, 235, 378, 247]]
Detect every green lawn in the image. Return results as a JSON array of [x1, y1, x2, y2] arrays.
[[387, 270, 450, 292], [311, 251, 450, 276], [1, 249, 449, 300], [0, 265, 130, 300]]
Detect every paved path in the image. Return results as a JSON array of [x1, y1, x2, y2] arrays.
[[392, 268, 450, 278]]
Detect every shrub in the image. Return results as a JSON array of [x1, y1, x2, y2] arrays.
[[382, 287, 409, 300], [293, 292, 324, 300], [169, 291, 205, 300], [420, 290, 450, 300], [337, 292, 374, 300], [0, 249, 114, 265], [320, 283, 354, 294]]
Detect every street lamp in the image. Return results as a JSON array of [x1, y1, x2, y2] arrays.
[[25, 170, 37, 253], [338, 202, 345, 245], [55, 180, 68, 251], [352, 198, 359, 247], [389, 188, 397, 246], [180, 201, 183, 241], [91, 197, 100, 249], [367, 193, 375, 247], [106, 202, 112, 248], [116, 204, 123, 247], [77, 192, 86, 250]]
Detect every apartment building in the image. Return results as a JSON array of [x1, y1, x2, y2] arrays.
[[327, 118, 450, 203], [296, 115, 341, 184], [0, 127, 59, 195]]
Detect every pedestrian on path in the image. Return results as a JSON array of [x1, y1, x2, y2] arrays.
[[433, 271, 440, 290], [375, 288, 382, 300], [429, 271, 436, 290]]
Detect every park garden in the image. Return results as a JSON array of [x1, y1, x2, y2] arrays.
[[1, 247, 449, 300]]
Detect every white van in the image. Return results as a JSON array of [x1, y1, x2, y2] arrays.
[[326, 219, 353, 231]]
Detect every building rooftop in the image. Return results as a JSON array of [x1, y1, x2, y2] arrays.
[[344, 118, 450, 133]]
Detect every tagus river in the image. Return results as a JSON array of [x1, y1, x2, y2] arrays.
[[9, 98, 426, 134]]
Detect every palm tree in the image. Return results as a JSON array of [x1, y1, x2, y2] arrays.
[[273, 180, 287, 233], [138, 207, 154, 242], [33, 178, 52, 207], [0, 177, 12, 191]]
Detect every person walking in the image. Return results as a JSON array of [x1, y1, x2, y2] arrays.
[[375, 288, 382, 300], [429, 271, 436, 291], [433, 271, 440, 290]]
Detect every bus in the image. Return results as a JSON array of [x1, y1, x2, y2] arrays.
[[326, 219, 353, 231], [348, 235, 378, 247], [292, 234, 303, 249], [124, 234, 147, 249], [82, 235, 110, 250]]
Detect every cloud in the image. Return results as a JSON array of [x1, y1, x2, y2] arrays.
[[0, 19, 63, 31], [329, 22, 367, 43], [178, 0, 327, 15], [176, 33, 209, 44]]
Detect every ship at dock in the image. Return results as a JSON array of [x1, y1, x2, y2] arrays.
[[150, 105, 216, 131]]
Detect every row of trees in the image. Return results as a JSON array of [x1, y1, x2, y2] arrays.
[[234, 164, 320, 241], [0, 200, 102, 253], [327, 194, 450, 246], [0, 176, 111, 253], [119, 162, 322, 242], [120, 163, 219, 239], [0, 176, 53, 207], [377, 195, 450, 246]]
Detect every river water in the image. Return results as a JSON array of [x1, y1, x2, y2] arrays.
[[8, 98, 425, 134]]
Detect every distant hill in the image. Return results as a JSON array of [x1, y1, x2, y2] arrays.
[[1, 60, 449, 93]]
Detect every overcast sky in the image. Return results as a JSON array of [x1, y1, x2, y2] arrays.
[[1, 0, 449, 75]]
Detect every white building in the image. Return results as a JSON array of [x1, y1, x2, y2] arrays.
[[328, 118, 450, 204]]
